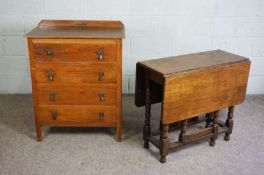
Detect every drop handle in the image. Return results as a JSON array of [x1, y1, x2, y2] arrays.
[[97, 49, 104, 60], [98, 72, 104, 81], [99, 112, 104, 120], [49, 91, 56, 102], [46, 49, 54, 56], [47, 71, 55, 81], [51, 111, 57, 120], [98, 92, 104, 102]]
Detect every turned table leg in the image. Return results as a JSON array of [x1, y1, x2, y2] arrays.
[[159, 120, 163, 131], [159, 120, 163, 140], [160, 124, 169, 163], [143, 72, 151, 149], [205, 112, 214, 128], [210, 111, 219, 146], [179, 120, 188, 142], [224, 106, 234, 141]]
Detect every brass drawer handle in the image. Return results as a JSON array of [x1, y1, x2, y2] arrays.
[[47, 71, 55, 81], [51, 111, 57, 120], [46, 49, 54, 56], [98, 72, 104, 81], [49, 91, 56, 102], [97, 49, 103, 60], [98, 92, 104, 102], [99, 112, 104, 120]]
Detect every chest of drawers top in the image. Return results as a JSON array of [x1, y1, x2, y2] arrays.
[[26, 20, 125, 39]]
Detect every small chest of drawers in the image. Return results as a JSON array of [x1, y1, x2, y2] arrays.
[[26, 20, 124, 141]]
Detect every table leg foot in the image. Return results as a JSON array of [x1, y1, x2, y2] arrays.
[[209, 111, 218, 147], [224, 106, 234, 141], [224, 135, 230, 141], [209, 140, 215, 146], [160, 156, 166, 163], [160, 124, 169, 163], [143, 126, 150, 149], [144, 142, 149, 149]]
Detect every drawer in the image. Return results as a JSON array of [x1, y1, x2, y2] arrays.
[[35, 63, 117, 83], [32, 39, 117, 63], [37, 84, 117, 105], [38, 105, 117, 123]]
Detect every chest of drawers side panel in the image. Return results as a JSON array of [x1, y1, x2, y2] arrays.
[[28, 38, 43, 140], [116, 39, 122, 141]]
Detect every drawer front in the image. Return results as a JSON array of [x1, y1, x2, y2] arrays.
[[32, 39, 117, 63], [38, 105, 117, 123], [37, 84, 117, 105], [35, 63, 117, 83]]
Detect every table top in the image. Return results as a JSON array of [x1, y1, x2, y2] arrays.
[[138, 50, 249, 77], [26, 20, 125, 39], [135, 50, 251, 124]]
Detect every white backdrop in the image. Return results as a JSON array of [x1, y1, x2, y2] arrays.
[[0, 0, 263, 94]]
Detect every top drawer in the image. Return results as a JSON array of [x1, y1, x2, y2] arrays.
[[32, 39, 117, 63]]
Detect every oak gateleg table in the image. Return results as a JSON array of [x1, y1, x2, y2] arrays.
[[135, 50, 250, 163]]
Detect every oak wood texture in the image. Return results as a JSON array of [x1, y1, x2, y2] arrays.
[[162, 61, 249, 124], [38, 20, 124, 29], [32, 39, 118, 63], [135, 50, 250, 124], [37, 84, 117, 105], [38, 105, 117, 124], [138, 50, 248, 76], [35, 63, 117, 83], [224, 106, 234, 141], [26, 20, 125, 39], [26, 20, 124, 141], [143, 71, 151, 149], [136, 50, 250, 163]]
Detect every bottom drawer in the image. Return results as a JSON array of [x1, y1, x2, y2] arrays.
[[38, 105, 117, 124]]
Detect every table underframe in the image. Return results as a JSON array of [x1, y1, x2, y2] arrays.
[[143, 71, 234, 163]]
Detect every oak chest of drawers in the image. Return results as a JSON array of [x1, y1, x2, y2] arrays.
[[26, 20, 124, 141]]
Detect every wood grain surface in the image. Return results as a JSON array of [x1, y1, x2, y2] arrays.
[[37, 84, 117, 105], [139, 50, 248, 76], [38, 105, 117, 124], [26, 20, 125, 39], [162, 61, 250, 124], [35, 63, 117, 83], [32, 39, 117, 63], [26, 20, 124, 141], [38, 20, 124, 29], [136, 50, 251, 162]]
